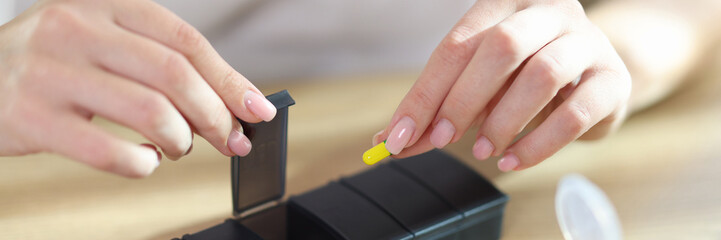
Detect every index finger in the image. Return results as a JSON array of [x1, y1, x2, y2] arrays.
[[377, 1, 513, 154], [109, 0, 275, 123]]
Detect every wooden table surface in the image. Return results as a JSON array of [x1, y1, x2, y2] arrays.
[[2, 49, 721, 239]]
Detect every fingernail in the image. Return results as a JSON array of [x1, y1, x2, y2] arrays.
[[372, 130, 385, 145], [385, 116, 416, 155], [497, 153, 520, 172], [472, 136, 494, 160], [228, 129, 252, 156], [430, 118, 455, 148], [244, 90, 277, 122]]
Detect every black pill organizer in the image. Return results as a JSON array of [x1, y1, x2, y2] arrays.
[[177, 90, 509, 240]]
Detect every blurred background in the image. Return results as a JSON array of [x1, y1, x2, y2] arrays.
[[6, 0, 476, 82], [1, 0, 721, 239]]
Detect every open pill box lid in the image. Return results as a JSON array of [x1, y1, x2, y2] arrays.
[[231, 90, 295, 216], [555, 174, 622, 240]]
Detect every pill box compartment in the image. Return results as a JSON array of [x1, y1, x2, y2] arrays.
[[177, 91, 508, 240], [286, 150, 508, 240]]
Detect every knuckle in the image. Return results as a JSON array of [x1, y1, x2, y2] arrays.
[[561, 102, 593, 136], [37, 5, 75, 24], [482, 117, 513, 144], [160, 52, 191, 88], [173, 21, 205, 53], [34, 5, 88, 40], [529, 54, 566, 90], [443, 93, 475, 119], [437, 26, 477, 65], [406, 88, 437, 111], [17, 56, 49, 81], [136, 94, 172, 130], [217, 69, 240, 95], [487, 24, 524, 65], [195, 104, 229, 136]]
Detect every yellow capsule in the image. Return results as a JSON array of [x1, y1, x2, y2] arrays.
[[363, 141, 391, 165]]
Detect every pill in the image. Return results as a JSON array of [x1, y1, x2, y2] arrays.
[[363, 141, 391, 165]]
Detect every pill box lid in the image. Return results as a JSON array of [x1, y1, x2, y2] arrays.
[[288, 182, 413, 240], [390, 150, 508, 218], [340, 164, 462, 238], [231, 90, 295, 216], [555, 174, 622, 240]]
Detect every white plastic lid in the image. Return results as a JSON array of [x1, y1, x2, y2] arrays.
[[555, 174, 623, 240]]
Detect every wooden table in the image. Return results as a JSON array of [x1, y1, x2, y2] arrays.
[[2, 51, 721, 239]]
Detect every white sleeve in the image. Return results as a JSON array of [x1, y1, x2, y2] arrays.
[[0, 0, 15, 25]]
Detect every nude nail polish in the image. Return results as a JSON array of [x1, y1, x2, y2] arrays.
[[384, 117, 416, 155], [472, 136, 494, 160], [228, 129, 252, 156], [497, 153, 520, 172], [244, 90, 277, 122], [430, 118, 455, 148], [372, 130, 385, 145]]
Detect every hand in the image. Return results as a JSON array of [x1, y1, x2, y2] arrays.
[[0, 0, 276, 177], [374, 0, 631, 171]]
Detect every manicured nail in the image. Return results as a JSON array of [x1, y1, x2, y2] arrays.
[[385, 116, 416, 155], [472, 136, 494, 160], [244, 90, 276, 122], [430, 118, 455, 148], [372, 130, 385, 145], [228, 129, 252, 156], [497, 153, 520, 172]]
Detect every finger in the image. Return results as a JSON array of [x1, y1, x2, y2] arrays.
[[43, 113, 161, 178], [389, 80, 508, 158], [474, 33, 599, 160], [227, 119, 252, 157], [65, 67, 193, 160], [377, 1, 514, 154], [109, 0, 276, 123], [431, 6, 572, 151], [500, 68, 631, 171], [87, 24, 236, 156], [388, 130, 435, 159]]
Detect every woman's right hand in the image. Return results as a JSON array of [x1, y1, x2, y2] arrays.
[[0, 0, 276, 178], [374, 0, 631, 172]]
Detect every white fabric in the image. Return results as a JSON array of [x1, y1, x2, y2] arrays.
[[10, 0, 475, 82]]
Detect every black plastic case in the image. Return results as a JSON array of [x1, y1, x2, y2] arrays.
[[177, 90, 508, 240], [231, 90, 295, 216]]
